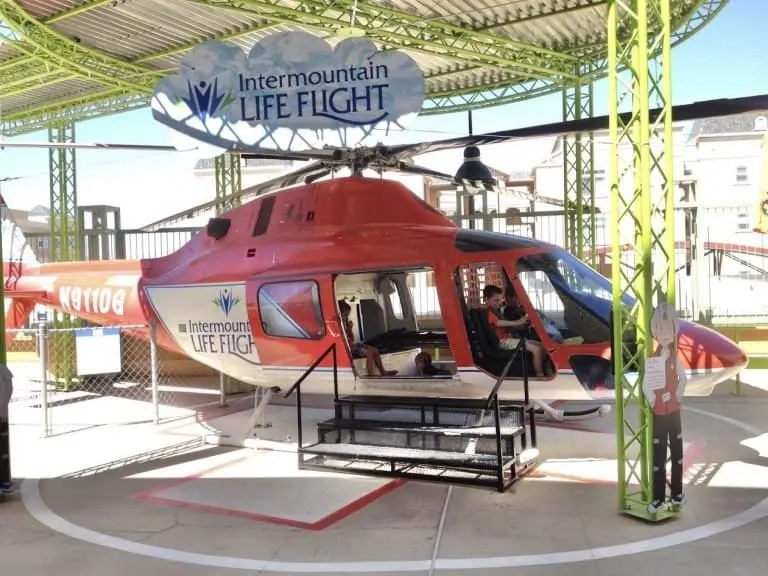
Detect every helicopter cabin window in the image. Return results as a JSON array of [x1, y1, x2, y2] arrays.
[[258, 280, 324, 339], [454, 261, 550, 378], [334, 267, 454, 377]]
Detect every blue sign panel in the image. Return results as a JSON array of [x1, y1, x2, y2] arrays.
[[151, 31, 426, 152]]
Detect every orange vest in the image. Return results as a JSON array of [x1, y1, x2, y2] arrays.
[[651, 346, 681, 415]]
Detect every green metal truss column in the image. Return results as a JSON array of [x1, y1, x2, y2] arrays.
[[48, 124, 80, 263], [562, 67, 596, 265], [48, 122, 81, 391], [214, 154, 243, 215], [214, 153, 248, 394], [608, 0, 676, 521]]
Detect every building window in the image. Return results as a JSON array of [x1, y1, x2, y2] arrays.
[[735, 166, 748, 184], [258, 280, 325, 339], [736, 211, 751, 233]]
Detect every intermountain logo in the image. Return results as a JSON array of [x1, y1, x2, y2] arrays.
[[183, 78, 233, 121], [213, 288, 240, 317]]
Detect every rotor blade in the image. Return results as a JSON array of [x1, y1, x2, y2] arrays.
[[140, 161, 329, 231], [304, 169, 332, 184], [240, 161, 332, 197], [0, 141, 182, 152], [395, 162, 455, 181], [387, 93, 768, 159], [239, 148, 339, 162]]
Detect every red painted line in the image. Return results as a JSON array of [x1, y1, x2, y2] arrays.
[[307, 478, 406, 531], [132, 452, 259, 502], [132, 450, 405, 531]]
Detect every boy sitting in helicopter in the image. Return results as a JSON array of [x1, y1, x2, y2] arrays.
[[483, 284, 546, 378], [338, 300, 398, 377]]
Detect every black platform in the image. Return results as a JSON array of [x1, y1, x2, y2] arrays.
[[285, 342, 539, 492]]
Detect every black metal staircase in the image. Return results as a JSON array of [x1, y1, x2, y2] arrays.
[[283, 339, 538, 492]]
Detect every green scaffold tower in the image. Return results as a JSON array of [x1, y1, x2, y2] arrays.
[[608, 0, 677, 520]]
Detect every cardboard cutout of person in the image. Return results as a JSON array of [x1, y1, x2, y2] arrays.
[[643, 302, 687, 514]]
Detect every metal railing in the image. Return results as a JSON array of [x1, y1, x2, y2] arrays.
[[282, 342, 339, 451]]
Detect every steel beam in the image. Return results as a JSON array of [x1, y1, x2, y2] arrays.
[[562, 66, 597, 265], [422, 0, 725, 115], [0, 0, 729, 135], [608, 0, 676, 522], [195, 0, 578, 79], [0, 21, 279, 97], [1, 90, 150, 137], [0, 0, 117, 73], [0, 0, 162, 93]]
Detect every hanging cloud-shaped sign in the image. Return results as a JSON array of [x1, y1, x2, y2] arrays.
[[151, 32, 426, 152]]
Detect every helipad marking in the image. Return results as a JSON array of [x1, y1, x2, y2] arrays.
[[21, 407, 768, 573]]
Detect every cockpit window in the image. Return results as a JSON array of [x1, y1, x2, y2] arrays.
[[519, 250, 634, 313], [517, 250, 633, 344]]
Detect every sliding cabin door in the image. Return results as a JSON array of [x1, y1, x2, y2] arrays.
[[245, 275, 353, 395]]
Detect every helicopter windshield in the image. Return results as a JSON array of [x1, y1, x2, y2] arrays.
[[517, 249, 635, 326]]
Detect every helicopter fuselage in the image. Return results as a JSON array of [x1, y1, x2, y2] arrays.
[[9, 176, 748, 402]]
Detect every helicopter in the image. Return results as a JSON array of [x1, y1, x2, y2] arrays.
[[1, 94, 763, 426]]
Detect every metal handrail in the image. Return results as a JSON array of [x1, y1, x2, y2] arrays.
[[484, 335, 528, 410], [283, 342, 338, 399], [282, 342, 338, 451]]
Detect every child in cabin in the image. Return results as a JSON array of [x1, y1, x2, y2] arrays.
[[645, 302, 687, 513], [483, 284, 546, 377], [338, 300, 397, 377], [414, 352, 452, 377]]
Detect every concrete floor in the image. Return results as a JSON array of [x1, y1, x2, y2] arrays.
[[2, 384, 767, 576]]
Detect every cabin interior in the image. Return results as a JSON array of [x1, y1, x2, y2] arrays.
[[333, 258, 596, 380]]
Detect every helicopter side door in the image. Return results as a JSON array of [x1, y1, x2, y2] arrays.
[[246, 274, 355, 394]]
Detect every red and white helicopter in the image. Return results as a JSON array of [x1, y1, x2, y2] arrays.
[[1, 94, 762, 426]]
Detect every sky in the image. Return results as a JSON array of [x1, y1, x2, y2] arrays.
[[1, 1, 767, 229]]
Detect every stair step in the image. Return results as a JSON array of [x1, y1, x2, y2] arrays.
[[301, 442, 513, 469], [318, 418, 523, 438], [337, 394, 528, 410]]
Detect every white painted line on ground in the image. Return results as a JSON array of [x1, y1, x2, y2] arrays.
[[21, 406, 768, 573], [682, 405, 762, 435]]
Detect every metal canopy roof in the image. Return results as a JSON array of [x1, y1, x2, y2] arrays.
[[0, 0, 724, 137]]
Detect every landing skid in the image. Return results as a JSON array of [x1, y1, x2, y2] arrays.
[[204, 386, 284, 450], [534, 401, 611, 422]]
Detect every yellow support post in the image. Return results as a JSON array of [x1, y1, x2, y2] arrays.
[[754, 134, 768, 234]]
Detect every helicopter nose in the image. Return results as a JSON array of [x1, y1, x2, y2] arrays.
[[677, 320, 749, 372]]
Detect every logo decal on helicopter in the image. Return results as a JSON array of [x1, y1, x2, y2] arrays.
[[151, 31, 426, 152], [144, 283, 264, 384], [212, 288, 240, 317]]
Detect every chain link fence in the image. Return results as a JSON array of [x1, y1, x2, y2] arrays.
[[7, 321, 234, 437]]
